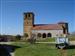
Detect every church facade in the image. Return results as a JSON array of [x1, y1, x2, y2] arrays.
[[24, 12, 68, 39]]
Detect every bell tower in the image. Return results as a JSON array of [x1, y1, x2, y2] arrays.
[[58, 22, 68, 34], [24, 12, 34, 39]]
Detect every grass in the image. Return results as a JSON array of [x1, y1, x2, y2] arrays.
[[69, 37, 75, 41], [10, 36, 75, 56], [14, 43, 59, 56], [15, 36, 75, 42], [36, 36, 75, 42], [68, 35, 75, 41], [12, 42, 75, 56], [36, 38, 55, 42], [67, 48, 75, 56]]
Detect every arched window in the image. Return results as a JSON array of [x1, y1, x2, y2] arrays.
[[37, 33, 41, 37], [47, 33, 52, 37], [42, 33, 46, 38], [28, 14, 31, 17], [25, 14, 27, 18]]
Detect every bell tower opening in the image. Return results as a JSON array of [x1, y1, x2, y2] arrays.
[[24, 12, 34, 26]]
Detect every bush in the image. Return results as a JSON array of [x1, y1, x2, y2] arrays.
[[24, 33, 28, 38], [16, 35, 21, 40], [27, 35, 36, 44]]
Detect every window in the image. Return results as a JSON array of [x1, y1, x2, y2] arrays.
[[28, 14, 31, 17], [25, 14, 27, 18]]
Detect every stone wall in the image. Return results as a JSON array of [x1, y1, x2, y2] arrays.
[[32, 30, 63, 38]]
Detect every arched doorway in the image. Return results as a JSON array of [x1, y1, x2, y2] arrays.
[[37, 33, 41, 38], [47, 33, 52, 37], [42, 33, 46, 38]]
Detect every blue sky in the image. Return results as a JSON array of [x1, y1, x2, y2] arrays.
[[0, 0, 75, 35]]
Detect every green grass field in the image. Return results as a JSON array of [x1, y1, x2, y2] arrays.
[[12, 42, 75, 56], [36, 37, 75, 42], [69, 37, 75, 41], [36, 38, 55, 42]]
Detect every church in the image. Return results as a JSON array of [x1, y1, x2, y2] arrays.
[[24, 12, 68, 39]]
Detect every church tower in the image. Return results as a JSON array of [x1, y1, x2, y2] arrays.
[[24, 12, 34, 39], [58, 22, 68, 34]]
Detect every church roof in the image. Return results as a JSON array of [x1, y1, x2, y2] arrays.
[[32, 24, 63, 30]]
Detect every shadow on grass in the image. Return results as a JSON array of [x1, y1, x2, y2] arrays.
[[64, 45, 75, 50], [68, 45, 75, 49], [0, 44, 21, 56]]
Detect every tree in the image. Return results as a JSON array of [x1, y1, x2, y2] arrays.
[[0, 34, 1, 37], [24, 33, 28, 38], [27, 34, 36, 44], [16, 35, 21, 40]]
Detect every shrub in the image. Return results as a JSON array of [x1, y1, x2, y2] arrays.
[[27, 35, 36, 44], [24, 33, 28, 38], [16, 35, 21, 40]]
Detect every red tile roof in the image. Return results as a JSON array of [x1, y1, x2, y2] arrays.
[[32, 24, 63, 30]]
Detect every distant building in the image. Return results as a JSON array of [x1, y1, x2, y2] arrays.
[[24, 12, 68, 39]]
